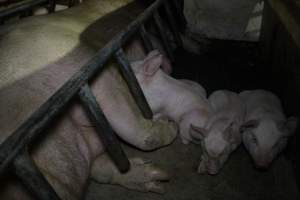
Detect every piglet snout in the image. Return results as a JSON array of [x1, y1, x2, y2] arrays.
[[255, 163, 270, 170], [197, 159, 220, 175], [207, 168, 219, 175], [254, 157, 272, 169]]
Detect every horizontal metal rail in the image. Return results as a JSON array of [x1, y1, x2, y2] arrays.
[[0, 0, 50, 19], [0, 0, 185, 198]]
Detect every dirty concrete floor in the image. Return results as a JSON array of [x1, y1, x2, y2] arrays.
[[85, 41, 300, 200]]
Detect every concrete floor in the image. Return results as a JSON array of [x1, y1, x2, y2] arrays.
[[85, 139, 299, 200], [85, 41, 299, 200]]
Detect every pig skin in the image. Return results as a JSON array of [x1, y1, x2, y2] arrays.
[[239, 90, 298, 168]]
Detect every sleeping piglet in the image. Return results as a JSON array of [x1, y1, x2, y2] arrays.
[[190, 90, 245, 174], [131, 50, 212, 144], [239, 90, 298, 168]]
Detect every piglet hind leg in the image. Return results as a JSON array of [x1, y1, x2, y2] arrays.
[[90, 154, 170, 194]]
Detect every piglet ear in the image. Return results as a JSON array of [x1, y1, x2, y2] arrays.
[[190, 124, 208, 140], [143, 50, 163, 76], [282, 116, 298, 136], [240, 120, 259, 133]]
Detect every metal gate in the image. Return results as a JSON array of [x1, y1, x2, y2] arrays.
[[0, 0, 186, 199]]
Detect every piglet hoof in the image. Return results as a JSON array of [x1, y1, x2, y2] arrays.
[[114, 158, 170, 194]]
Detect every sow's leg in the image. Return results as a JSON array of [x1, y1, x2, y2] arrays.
[[90, 154, 170, 193]]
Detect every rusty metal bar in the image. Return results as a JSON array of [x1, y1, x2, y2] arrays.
[[164, 1, 183, 48], [115, 48, 153, 119], [139, 25, 154, 52], [14, 150, 61, 200], [0, 0, 49, 20], [153, 11, 174, 61], [78, 84, 130, 173], [0, 0, 167, 176]]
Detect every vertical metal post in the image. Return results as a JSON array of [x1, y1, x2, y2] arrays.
[[14, 151, 61, 200], [68, 0, 75, 8], [115, 48, 153, 119], [172, 0, 187, 30], [153, 11, 174, 61], [139, 25, 154, 53], [47, 0, 56, 13], [78, 84, 130, 173], [164, 1, 183, 48]]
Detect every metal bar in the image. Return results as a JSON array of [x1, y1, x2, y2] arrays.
[[172, 0, 187, 30], [68, 0, 76, 8], [20, 9, 33, 18], [164, 1, 183, 48], [78, 84, 130, 173], [47, 0, 56, 13], [0, 0, 167, 175], [153, 11, 174, 61], [139, 25, 154, 52], [115, 48, 153, 119], [14, 150, 61, 200], [0, 0, 49, 19]]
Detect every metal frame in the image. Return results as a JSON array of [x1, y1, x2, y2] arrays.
[[0, 0, 186, 199], [0, 0, 63, 23], [0, 0, 51, 17]]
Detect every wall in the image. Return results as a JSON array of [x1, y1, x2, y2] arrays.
[[184, 0, 263, 41], [260, 0, 300, 187]]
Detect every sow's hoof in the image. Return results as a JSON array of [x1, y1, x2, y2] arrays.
[[114, 158, 170, 194]]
